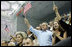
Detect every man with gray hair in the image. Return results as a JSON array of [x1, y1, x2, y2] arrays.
[[24, 18, 53, 46]]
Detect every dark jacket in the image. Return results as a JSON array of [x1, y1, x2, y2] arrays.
[[59, 19, 71, 37]]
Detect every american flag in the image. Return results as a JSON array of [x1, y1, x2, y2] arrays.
[[5, 25, 10, 32], [24, 2, 32, 16]]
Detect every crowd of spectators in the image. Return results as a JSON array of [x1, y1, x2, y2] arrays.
[[1, 3, 71, 46]]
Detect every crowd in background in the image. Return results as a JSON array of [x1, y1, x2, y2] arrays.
[[1, 3, 71, 46]]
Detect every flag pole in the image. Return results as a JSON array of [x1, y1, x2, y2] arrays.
[[24, 12, 26, 18], [5, 25, 12, 40], [53, 1, 55, 6], [6, 30, 17, 41], [23, 7, 26, 18]]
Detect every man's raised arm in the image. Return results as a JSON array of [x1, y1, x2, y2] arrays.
[[24, 18, 31, 29], [24, 18, 40, 37]]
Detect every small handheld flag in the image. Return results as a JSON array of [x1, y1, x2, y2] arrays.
[[23, 2, 32, 16], [5, 25, 9, 32], [16, 2, 32, 18]]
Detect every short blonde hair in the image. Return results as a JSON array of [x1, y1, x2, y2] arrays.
[[15, 31, 27, 39]]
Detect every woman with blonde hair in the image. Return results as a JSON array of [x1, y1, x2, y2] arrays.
[[15, 31, 27, 46]]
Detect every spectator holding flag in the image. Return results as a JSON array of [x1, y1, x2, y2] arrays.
[[24, 18, 53, 46]]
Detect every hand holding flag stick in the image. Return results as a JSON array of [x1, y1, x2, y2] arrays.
[[7, 33, 16, 41], [10, 35, 17, 41], [8, 33, 17, 41]]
